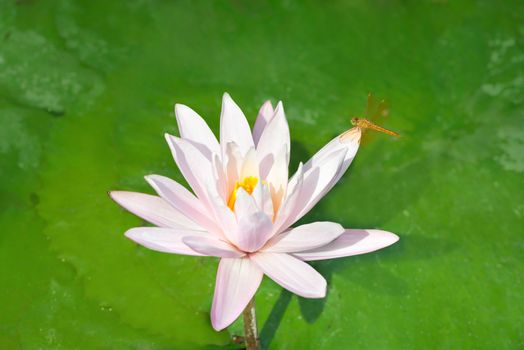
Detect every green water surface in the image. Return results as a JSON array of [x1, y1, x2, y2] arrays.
[[1, 0, 523, 349]]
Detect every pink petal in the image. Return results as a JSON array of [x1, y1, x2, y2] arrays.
[[125, 227, 210, 255], [256, 101, 290, 179], [301, 128, 361, 175], [217, 188, 256, 246], [232, 189, 273, 251], [272, 162, 304, 234], [220, 93, 254, 157], [164, 134, 217, 206], [211, 258, 263, 331], [109, 191, 201, 230], [182, 236, 244, 258], [284, 149, 347, 228], [251, 252, 326, 298], [174, 104, 220, 156], [280, 129, 361, 229], [165, 138, 237, 238], [212, 154, 228, 201], [240, 147, 259, 179], [145, 175, 221, 235], [306, 128, 361, 187], [252, 100, 274, 146], [235, 211, 273, 253], [251, 182, 274, 219], [293, 229, 399, 261], [205, 184, 238, 239], [263, 222, 344, 253], [234, 187, 259, 220], [223, 142, 242, 195], [265, 145, 289, 213]]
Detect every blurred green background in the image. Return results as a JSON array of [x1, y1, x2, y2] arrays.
[[1, 0, 523, 349]]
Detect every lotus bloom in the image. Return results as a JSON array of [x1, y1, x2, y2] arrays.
[[110, 93, 399, 331]]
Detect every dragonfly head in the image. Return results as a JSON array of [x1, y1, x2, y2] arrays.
[[350, 117, 359, 126]]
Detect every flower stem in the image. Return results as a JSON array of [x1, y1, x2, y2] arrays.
[[242, 297, 260, 350]]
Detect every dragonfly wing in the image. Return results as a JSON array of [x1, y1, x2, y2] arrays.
[[370, 98, 390, 122]]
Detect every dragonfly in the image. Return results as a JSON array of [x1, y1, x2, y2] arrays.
[[342, 93, 400, 142]]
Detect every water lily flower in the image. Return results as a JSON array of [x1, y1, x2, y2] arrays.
[[110, 93, 399, 331]]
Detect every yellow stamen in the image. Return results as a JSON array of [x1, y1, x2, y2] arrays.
[[228, 176, 259, 210]]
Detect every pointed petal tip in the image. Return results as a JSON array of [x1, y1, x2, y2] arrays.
[[164, 133, 183, 150], [108, 190, 124, 202], [262, 99, 273, 108], [144, 174, 162, 189], [372, 229, 400, 245], [302, 275, 327, 298], [363, 229, 400, 251], [124, 228, 138, 241], [387, 231, 400, 244], [173, 103, 187, 116], [312, 282, 327, 298], [108, 190, 127, 204], [210, 314, 228, 331], [339, 127, 362, 144], [274, 101, 284, 114]]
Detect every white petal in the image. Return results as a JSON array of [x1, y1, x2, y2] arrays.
[[212, 154, 228, 201], [211, 258, 263, 331], [220, 93, 254, 157], [182, 236, 244, 258], [164, 134, 218, 206], [306, 128, 361, 186], [205, 183, 238, 240], [145, 175, 221, 235], [263, 222, 344, 253], [272, 162, 304, 234], [278, 149, 346, 230], [253, 100, 274, 145], [240, 147, 259, 179], [125, 227, 210, 255], [234, 187, 259, 221], [284, 149, 347, 229], [256, 101, 290, 179], [109, 191, 200, 230], [165, 137, 237, 238], [250, 252, 326, 298], [175, 104, 220, 156], [284, 129, 361, 226], [251, 182, 274, 219], [301, 128, 361, 174], [224, 142, 242, 195], [265, 145, 289, 213], [294, 229, 399, 261], [235, 211, 273, 253]]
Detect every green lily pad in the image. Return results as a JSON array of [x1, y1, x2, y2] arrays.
[[1, 0, 523, 349]]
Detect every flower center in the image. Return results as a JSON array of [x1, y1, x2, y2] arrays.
[[227, 176, 259, 210]]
